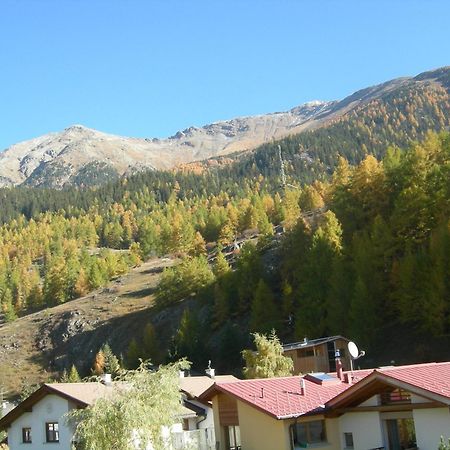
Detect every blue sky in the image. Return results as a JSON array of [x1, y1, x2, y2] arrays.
[[1, 0, 449, 149]]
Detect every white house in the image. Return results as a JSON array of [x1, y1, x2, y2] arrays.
[[0, 383, 113, 449], [0, 372, 238, 450], [0, 381, 201, 450], [178, 373, 237, 449], [201, 361, 450, 450]]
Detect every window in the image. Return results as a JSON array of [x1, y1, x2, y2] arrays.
[[226, 425, 241, 450], [297, 349, 314, 358], [290, 420, 327, 448], [46, 422, 59, 443], [22, 427, 32, 444], [344, 432, 354, 449], [380, 388, 411, 405]]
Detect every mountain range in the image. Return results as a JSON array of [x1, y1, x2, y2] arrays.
[[1, 66, 448, 189]]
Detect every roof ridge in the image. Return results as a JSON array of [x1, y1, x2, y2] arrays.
[[379, 362, 441, 371]]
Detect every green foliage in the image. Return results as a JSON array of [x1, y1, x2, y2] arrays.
[[250, 279, 280, 333], [61, 365, 81, 383], [172, 308, 208, 368], [101, 343, 121, 377], [67, 360, 190, 450], [242, 331, 293, 379], [156, 256, 215, 307], [126, 338, 141, 369], [142, 323, 162, 364], [439, 437, 450, 450]]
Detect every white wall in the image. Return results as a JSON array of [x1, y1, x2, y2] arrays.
[[7, 394, 75, 450], [359, 395, 379, 407], [410, 393, 433, 404], [339, 412, 383, 449], [413, 407, 450, 450]]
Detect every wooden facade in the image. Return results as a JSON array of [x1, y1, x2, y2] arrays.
[[283, 337, 352, 375]]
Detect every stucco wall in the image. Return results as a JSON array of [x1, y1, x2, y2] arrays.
[[237, 400, 287, 450], [284, 416, 340, 450], [413, 407, 450, 450], [339, 411, 383, 449], [7, 394, 74, 450]]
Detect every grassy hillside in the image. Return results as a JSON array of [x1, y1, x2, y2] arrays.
[[0, 257, 180, 397]]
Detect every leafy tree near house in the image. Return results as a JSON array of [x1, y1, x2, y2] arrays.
[[439, 437, 450, 450], [242, 330, 293, 379], [67, 359, 190, 450]]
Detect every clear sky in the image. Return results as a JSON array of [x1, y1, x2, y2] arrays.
[[1, 0, 449, 149]]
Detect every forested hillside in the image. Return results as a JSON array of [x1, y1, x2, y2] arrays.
[[0, 68, 448, 226], [152, 132, 450, 370], [0, 132, 448, 381]]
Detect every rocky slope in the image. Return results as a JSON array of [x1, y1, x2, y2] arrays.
[[0, 66, 448, 189], [0, 102, 333, 188], [0, 257, 182, 397]]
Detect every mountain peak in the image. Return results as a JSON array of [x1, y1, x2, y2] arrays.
[[63, 124, 93, 133]]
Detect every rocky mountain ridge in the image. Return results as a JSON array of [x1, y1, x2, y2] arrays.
[[0, 66, 448, 188]]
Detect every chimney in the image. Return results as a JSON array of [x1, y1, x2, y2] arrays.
[[343, 372, 350, 384], [205, 360, 215, 378], [101, 373, 112, 385], [179, 370, 185, 378], [300, 377, 306, 395], [335, 350, 343, 380]]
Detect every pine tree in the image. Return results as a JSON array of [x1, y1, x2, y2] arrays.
[[74, 267, 90, 298], [250, 279, 280, 333], [101, 343, 121, 377], [2, 288, 17, 322], [213, 250, 231, 278], [126, 338, 141, 369], [142, 323, 162, 364], [92, 350, 105, 375], [62, 365, 81, 382]]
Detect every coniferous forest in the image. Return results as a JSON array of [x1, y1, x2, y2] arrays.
[[0, 131, 449, 374]]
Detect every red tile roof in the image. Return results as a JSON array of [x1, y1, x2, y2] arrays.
[[208, 362, 450, 419], [375, 362, 450, 399]]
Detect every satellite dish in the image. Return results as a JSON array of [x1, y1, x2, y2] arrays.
[[348, 341, 359, 359]]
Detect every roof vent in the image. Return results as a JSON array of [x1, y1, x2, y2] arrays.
[[304, 372, 341, 385]]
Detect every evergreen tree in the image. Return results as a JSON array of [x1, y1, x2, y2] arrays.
[[250, 279, 280, 333], [2, 288, 17, 322], [101, 343, 121, 377], [126, 338, 141, 369], [62, 365, 82, 382], [142, 323, 162, 364]]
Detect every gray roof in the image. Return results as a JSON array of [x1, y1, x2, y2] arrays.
[[282, 335, 350, 352]]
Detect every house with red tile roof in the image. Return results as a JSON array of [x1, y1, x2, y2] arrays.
[[201, 361, 450, 450]]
